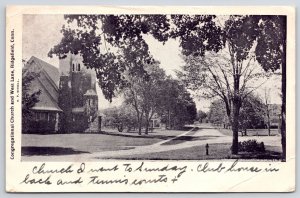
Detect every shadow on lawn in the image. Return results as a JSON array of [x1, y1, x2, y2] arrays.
[[229, 150, 282, 160], [162, 135, 216, 146], [21, 146, 90, 156]]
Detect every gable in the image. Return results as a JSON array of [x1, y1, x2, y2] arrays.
[[26, 56, 59, 87], [29, 76, 62, 112], [24, 56, 61, 111]]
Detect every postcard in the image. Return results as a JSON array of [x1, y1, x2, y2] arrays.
[[6, 6, 295, 192]]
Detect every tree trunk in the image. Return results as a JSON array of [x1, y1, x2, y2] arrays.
[[133, 105, 142, 135], [266, 107, 271, 136], [281, 18, 286, 162], [138, 118, 142, 135], [267, 119, 271, 136], [231, 101, 240, 155], [145, 120, 149, 135], [231, 75, 241, 155], [137, 113, 143, 135], [244, 128, 247, 136], [281, 50, 286, 162], [168, 109, 171, 129], [144, 112, 149, 135]]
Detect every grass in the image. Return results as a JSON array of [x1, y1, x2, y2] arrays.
[[102, 126, 191, 138], [22, 133, 161, 155], [22, 127, 282, 160], [218, 128, 280, 136], [161, 136, 213, 146], [105, 143, 282, 160]]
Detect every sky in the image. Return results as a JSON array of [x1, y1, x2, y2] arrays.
[[23, 14, 281, 112]]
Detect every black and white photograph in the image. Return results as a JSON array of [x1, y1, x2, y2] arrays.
[[6, 6, 295, 192], [21, 13, 287, 161]]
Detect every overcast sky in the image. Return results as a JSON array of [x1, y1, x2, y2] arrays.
[[23, 14, 281, 112]]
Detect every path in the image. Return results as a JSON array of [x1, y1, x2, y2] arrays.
[[24, 124, 229, 161], [23, 123, 281, 161]]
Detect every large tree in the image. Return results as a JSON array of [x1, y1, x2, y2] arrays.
[[172, 15, 285, 155], [49, 14, 286, 158], [159, 79, 197, 129], [255, 16, 286, 160], [122, 62, 166, 135], [49, 15, 170, 101]]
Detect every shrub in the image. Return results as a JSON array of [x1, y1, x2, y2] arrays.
[[238, 139, 265, 153]]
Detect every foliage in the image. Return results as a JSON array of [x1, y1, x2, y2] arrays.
[[239, 94, 265, 130], [49, 14, 286, 156], [22, 67, 41, 132], [157, 78, 197, 129], [208, 94, 265, 129], [237, 140, 265, 153], [102, 104, 137, 132], [197, 110, 207, 122], [255, 16, 286, 72], [207, 99, 229, 126], [255, 16, 287, 160], [121, 62, 167, 134], [174, 15, 285, 154], [48, 15, 170, 101], [170, 15, 224, 56]]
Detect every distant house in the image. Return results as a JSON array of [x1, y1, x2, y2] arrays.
[[149, 113, 162, 129], [23, 54, 99, 133]]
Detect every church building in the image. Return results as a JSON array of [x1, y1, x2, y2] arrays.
[[23, 54, 99, 133]]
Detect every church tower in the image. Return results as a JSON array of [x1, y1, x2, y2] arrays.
[[58, 53, 98, 133]]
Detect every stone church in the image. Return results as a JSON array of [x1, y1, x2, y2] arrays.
[[23, 54, 99, 133]]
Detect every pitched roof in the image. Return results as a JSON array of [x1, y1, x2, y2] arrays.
[[27, 56, 60, 87], [24, 56, 62, 112], [29, 78, 62, 112]]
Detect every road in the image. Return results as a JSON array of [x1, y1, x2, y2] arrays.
[[22, 123, 281, 161]]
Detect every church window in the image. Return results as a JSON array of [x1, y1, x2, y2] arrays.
[[78, 63, 81, 71], [72, 63, 75, 71], [36, 112, 48, 121]]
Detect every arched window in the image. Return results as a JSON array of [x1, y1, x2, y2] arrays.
[[72, 63, 75, 71], [78, 63, 81, 71]]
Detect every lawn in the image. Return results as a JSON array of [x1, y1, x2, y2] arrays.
[[22, 133, 162, 156], [218, 128, 280, 136], [161, 136, 213, 146], [102, 126, 191, 139], [105, 143, 282, 160]]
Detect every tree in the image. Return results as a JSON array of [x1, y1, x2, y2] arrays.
[[122, 62, 166, 135], [49, 14, 286, 157], [263, 88, 271, 136], [49, 15, 170, 102], [207, 99, 229, 128], [254, 16, 286, 160], [197, 110, 207, 123], [172, 15, 283, 155], [239, 94, 265, 135], [102, 104, 137, 132], [158, 78, 197, 129], [208, 94, 265, 134], [178, 50, 267, 154], [22, 65, 41, 132]]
